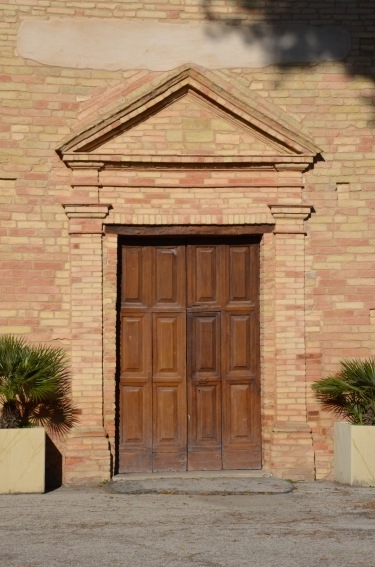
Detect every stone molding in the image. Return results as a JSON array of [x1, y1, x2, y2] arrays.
[[269, 204, 313, 234], [62, 203, 112, 219], [62, 203, 112, 234]]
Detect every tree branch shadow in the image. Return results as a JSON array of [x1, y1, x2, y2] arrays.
[[201, 0, 375, 123]]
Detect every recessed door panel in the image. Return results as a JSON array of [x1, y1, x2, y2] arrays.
[[222, 309, 260, 469], [187, 312, 222, 470], [224, 312, 258, 375], [121, 385, 148, 444], [153, 314, 184, 377], [152, 312, 187, 471], [222, 381, 261, 469], [226, 244, 258, 307], [187, 245, 223, 307], [191, 314, 221, 375], [121, 246, 151, 309], [121, 314, 150, 375], [154, 245, 185, 309], [119, 312, 152, 472], [227, 383, 252, 442], [196, 386, 219, 441], [228, 314, 253, 372], [154, 386, 179, 443], [187, 382, 222, 470]]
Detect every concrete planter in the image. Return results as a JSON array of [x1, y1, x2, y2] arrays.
[[334, 422, 375, 487], [0, 428, 45, 494]]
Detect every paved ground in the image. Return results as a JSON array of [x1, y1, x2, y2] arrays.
[[1, 479, 374, 567]]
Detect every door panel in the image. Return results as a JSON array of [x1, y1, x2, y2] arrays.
[[222, 380, 261, 469], [196, 386, 220, 441], [227, 383, 253, 442], [228, 314, 252, 372], [190, 313, 221, 375], [222, 309, 261, 469], [153, 314, 183, 376], [121, 315, 149, 373], [119, 238, 261, 473], [187, 244, 223, 308], [152, 312, 187, 471], [120, 383, 151, 467], [119, 312, 152, 472], [226, 243, 258, 308], [187, 312, 222, 470], [227, 245, 251, 304], [153, 245, 185, 309], [121, 246, 151, 309]]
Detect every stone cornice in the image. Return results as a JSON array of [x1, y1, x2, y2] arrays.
[[62, 203, 112, 219], [62, 155, 315, 172], [62, 203, 112, 234]]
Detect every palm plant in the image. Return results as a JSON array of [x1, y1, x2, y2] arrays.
[[0, 335, 77, 436], [312, 358, 375, 425]]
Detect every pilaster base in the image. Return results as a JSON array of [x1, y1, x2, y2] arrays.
[[64, 426, 111, 485], [270, 422, 315, 481]]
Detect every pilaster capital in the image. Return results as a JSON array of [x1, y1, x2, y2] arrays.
[[62, 203, 112, 234], [268, 204, 313, 234]]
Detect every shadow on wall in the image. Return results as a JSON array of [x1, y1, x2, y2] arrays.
[[202, 0, 375, 122], [45, 435, 63, 491]]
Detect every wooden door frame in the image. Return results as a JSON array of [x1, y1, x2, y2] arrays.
[[116, 232, 262, 472]]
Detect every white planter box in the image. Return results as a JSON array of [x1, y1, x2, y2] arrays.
[[0, 428, 45, 494], [334, 422, 375, 487]]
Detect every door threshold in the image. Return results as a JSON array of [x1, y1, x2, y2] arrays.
[[113, 470, 271, 482]]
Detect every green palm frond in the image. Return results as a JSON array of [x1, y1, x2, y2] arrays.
[[312, 358, 375, 425], [0, 334, 78, 435]]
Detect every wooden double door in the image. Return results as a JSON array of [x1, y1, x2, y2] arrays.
[[119, 237, 261, 472]]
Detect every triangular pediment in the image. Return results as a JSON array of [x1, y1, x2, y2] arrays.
[[95, 91, 290, 157], [58, 65, 321, 169]]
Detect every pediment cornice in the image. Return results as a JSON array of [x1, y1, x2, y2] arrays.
[[57, 65, 322, 171]]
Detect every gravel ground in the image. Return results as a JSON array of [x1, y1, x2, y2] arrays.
[[0, 480, 374, 567], [108, 474, 292, 494]]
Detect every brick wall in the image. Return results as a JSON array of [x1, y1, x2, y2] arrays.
[[1, 1, 374, 483]]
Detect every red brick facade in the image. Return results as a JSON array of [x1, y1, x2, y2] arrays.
[[1, 2, 374, 483]]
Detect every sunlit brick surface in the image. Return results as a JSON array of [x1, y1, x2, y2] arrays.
[[1, 1, 374, 483]]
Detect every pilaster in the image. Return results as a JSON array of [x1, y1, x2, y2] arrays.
[[268, 204, 315, 480], [63, 203, 112, 484]]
